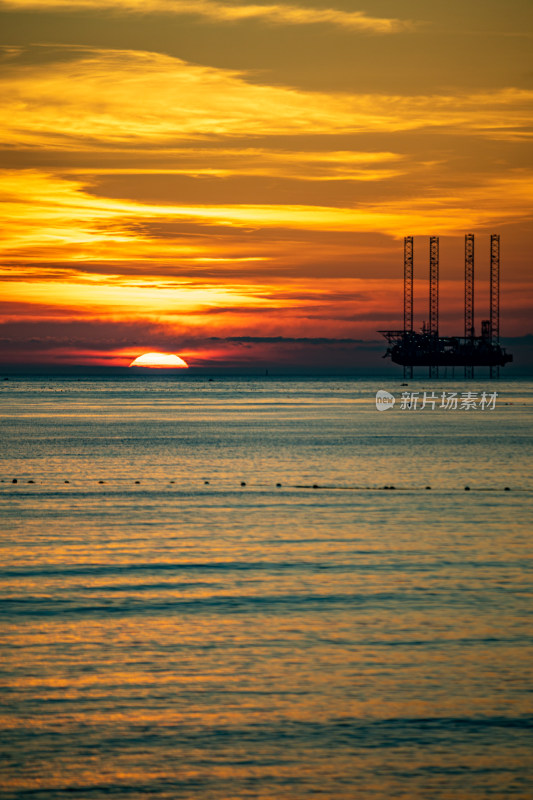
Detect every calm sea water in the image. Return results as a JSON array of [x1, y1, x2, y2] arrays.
[[1, 375, 532, 799]]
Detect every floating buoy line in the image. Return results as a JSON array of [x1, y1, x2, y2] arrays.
[[0, 478, 516, 492]]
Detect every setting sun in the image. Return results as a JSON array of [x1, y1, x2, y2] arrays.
[[129, 352, 189, 368]]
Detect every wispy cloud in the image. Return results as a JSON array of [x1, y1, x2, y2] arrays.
[[1, 48, 531, 152], [0, 48, 358, 146], [2, 168, 532, 272], [0, 0, 416, 33], [64, 150, 407, 183]]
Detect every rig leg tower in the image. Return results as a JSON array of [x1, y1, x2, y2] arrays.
[[464, 233, 475, 378], [490, 234, 500, 379], [429, 236, 439, 378], [403, 236, 413, 379]]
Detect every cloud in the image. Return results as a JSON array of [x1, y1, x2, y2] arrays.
[[1, 168, 533, 279], [1, 48, 531, 152], [0, 0, 416, 34], [66, 150, 407, 183], [0, 48, 359, 147]]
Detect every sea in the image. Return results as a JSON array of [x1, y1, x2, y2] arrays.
[[1, 375, 532, 799]]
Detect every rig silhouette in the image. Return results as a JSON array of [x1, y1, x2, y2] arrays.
[[380, 234, 513, 378]]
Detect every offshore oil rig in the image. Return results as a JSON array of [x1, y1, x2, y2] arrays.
[[380, 234, 513, 378]]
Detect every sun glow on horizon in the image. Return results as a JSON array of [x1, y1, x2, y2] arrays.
[[129, 352, 189, 368]]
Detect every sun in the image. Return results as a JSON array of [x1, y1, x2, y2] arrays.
[[129, 352, 189, 368]]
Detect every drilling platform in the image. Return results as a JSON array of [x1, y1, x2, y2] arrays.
[[380, 234, 512, 378]]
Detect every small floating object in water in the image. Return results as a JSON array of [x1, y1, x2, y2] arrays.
[[204, 481, 210, 485], [464, 486, 470, 491], [12, 478, 17, 483], [504, 487, 510, 491], [64, 480, 69, 484], [241, 481, 246, 486], [98, 480, 105, 484], [28, 480, 34, 484], [276, 483, 282, 487], [134, 481, 140, 485], [312, 484, 319, 489], [425, 486, 431, 490]]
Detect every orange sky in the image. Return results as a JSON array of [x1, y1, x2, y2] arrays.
[[0, 1, 532, 369]]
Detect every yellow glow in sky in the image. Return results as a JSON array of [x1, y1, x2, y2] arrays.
[[0, 0, 532, 365]]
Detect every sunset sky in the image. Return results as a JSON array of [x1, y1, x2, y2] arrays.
[[1, 0, 532, 370]]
